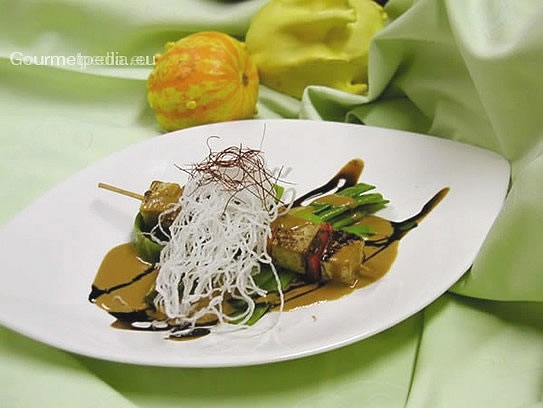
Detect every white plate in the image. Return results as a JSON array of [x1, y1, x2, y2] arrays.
[[0, 119, 509, 367]]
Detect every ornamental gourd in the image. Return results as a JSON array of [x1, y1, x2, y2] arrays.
[[147, 32, 259, 131], [245, 0, 388, 99]]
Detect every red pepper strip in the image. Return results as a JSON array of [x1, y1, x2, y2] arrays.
[[304, 223, 334, 282]]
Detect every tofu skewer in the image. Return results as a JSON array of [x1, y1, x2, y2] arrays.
[[98, 179, 373, 286]]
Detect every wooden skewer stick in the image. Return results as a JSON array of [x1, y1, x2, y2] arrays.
[[98, 182, 145, 201]]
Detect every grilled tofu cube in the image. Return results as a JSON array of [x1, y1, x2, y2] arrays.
[[270, 212, 366, 284], [270, 215, 321, 275], [140, 181, 183, 228], [321, 230, 364, 285]]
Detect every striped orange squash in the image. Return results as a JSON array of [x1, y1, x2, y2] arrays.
[[147, 32, 259, 131]]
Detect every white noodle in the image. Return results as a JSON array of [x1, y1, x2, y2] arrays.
[[153, 161, 285, 332]]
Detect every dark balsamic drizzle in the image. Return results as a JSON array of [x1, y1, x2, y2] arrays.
[[364, 187, 450, 262], [109, 310, 155, 323], [88, 265, 156, 303], [112, 318, 214, 340], [169, 327, 211, 341], [112, 319, 171, 331], [292, 159, 363, 207]]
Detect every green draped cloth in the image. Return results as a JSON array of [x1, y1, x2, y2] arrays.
[[1, 0, 542, 406]]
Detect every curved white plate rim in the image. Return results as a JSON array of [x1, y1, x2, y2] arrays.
[[0, 119, 510, 367]]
